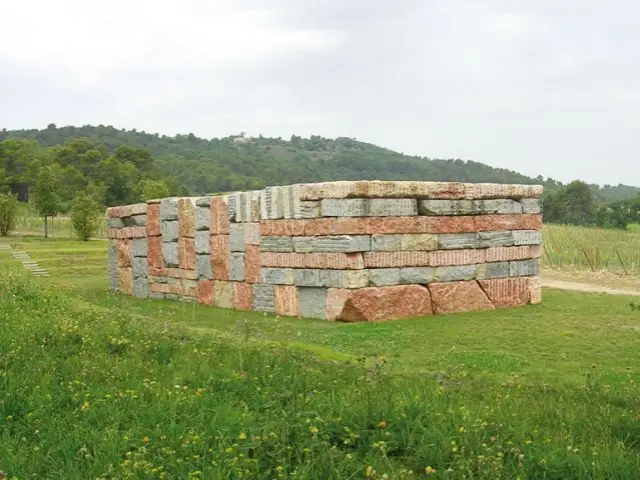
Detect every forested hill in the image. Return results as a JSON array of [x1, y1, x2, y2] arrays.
[[1, 124, 637, 202]]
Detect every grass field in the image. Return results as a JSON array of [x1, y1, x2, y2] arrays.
[[1, 236, 640, 478]]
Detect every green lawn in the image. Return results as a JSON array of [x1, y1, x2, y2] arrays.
[[1, 236, 640, 478]]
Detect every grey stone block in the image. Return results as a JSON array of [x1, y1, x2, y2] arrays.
[[133, 277, 148, 298], [260, 236, 293, 252], [512, 230, 542, 245], [321, 199, 418, 217], [476, 199, 522, 215], [294, 269, 368, 288], [227, 194, 238, 221], [108, 217, 125, 228], [292, 235, 371, 253], [371, 235, 402, 252], [132, 238, 148, 258], [298, 287, 328, 319], [261, 268, 295, 285], [161, 220, 179, 242], [435, 265, 478, 282], [520, 198, 542, 214], [195, 206, 210, 231], [229, 253, 245, 281], [418, 199, 476, 216], [132, 256, 148, 278], [478, 261, 510, 279], [265, 186, 284, 220], [281, 186, 294, 219], [369, 268, 400, 286], [160, 198, 179, 220], [510, 259, 539, 277], [294, 269, 325, 287], [477, 231, 514, 248], [438, 233, 477, 250], [195, 231, 210, 255], [196, 254, 213, 280], [296, 201, 321, 218], [253, 284, 276, 312], [229, 224, 245, 252], [130, 214, 147, 226], [399, 267, 435, 284], [162, 242, 179, 267], [196, 196, 211, 207]]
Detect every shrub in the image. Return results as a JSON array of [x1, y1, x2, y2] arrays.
[[70, 191, 101, 241], [0, 193, 18, 236]]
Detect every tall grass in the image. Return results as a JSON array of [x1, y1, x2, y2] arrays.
[[1, 272, 640, 478], [542, 224, 640, 274]]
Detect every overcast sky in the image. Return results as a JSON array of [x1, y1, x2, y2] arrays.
[[1, 0, 639, 185]]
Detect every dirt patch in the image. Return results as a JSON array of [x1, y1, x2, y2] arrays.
[[541, 267, 640, 296]]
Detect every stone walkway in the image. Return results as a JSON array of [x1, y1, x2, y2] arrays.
[[0, 243, 50, 277]]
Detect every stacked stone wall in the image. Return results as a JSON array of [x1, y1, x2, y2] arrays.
[[107, 181, 543, 321]]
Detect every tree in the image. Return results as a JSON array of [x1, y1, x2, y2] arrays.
[[70, 191, 100, 241], [33, 166, 60, 237], [0, 193, 18, 236], [137, 178, 171, 201]]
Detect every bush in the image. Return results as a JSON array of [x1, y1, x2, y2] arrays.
[[0, 193, 18, 236], [70, 191, 100, 241]]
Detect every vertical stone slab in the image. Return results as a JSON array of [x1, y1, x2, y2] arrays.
[[146, 203, 161, 236], [196, 254, 213, 280], [214, 281, 234, 308], [298, 287, 328, 319], [529, 276, 542, 304], [197, 279, 215, 305], [162, 242, 179, 268], [211, 235, 230, 280], [210, 196, 230, 234], [178, 237, 196, 270], [244, 245, 261, 283], [178, 199, 195, 238], [160, 198, 179, 221], [274, 285, 299, 316], [119, 267, 133, 295], [229, 252, 245, 281], [229, 224, 245, 252], [148, 236, 164, 269], [253, 284, 276, 312], [195, 231, 210, 255], [233, 282, 253, 311], [117, 239, 132, 267]]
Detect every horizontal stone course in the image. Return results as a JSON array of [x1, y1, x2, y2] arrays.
[[108, 180, 543, 321]]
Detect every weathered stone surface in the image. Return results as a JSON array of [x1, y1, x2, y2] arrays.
[[476, 199, 523, 215], [160, 198, 179, 220], [178, 199, 195, 238], [131, 238, 147, 258], [146, 203, 161, 236], [161, 220, 179, 242], [261, 216, 433, 236], [229, 224, 245, 252], [292, 235, 371, 253], [128, 214, 147, 227], [108, 217, 125, 228], [281, 186, 294, 219], [294, 269, 369, 288], [434, 265, 478, 282], [253, 284, 276, 312], [529, 276, 542, 304], [197, 279, 214, 305], [429, 249, 485, 266], [332, 285, 432, 322], [438, 233, 477, 250], [260, 236, 293, 252], [227, 193, 238, 222], [485, 246, 533, 262], [477, 261, 510, 279], [371, 235, 402, 251], [399, 267, 435, 284], [474, 214, 542, 232], [244, 245, 261, 283], [119, 267, 133, 295], [364, 251, 430, 268], [214, 281, 234, 308], [178, 237, 196, 270], [196, 254, 213, 280], [244, 223, 260, 245], [210, 235, 230, 280], [295, 201, 321, 218], [418, 199, 476, 216], [260, 252, 364, 270], [131, 203, 147, 215], [478, 277, 530, 308], [133, 277, 148, 298], [117, 239, 132, 267], [132, 256, 148, 279], [428, 281, 495, 314], [195, 206, 210, 231], [369, 268, 400, 286], [233, 282, 253, 311], [229, 252, 245, 281], [520, 198, 541, 214], [162, 242, 179, 267], [210, 196, 230, 234], [274, 285, 298, 316], [298, 287, 327, 319], [195, 196, 212, 207], [261, 267, 295, 285], [476, 230, 514, 248], [509, 259, 539, 277], [195, 231, 210, 255], [401, 234, 438, 251], [512, 230, 542, 245], [321, 198, 418, 217], [265, 186, 284, 220], [427, 216, 476, 234]]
